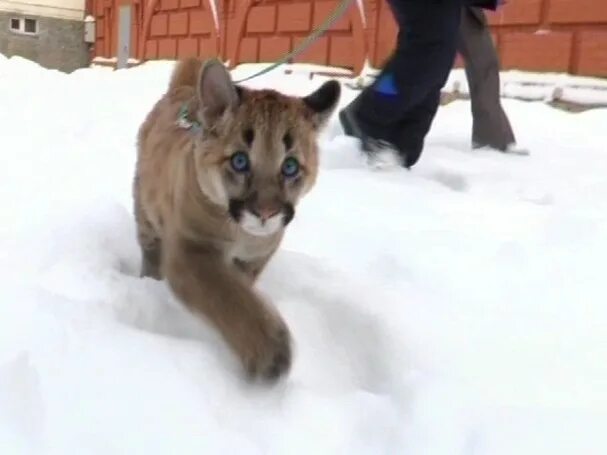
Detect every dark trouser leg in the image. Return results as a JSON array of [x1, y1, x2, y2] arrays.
[[342, 0, 462, 164], [457, 6, 515, 150], [398, 88, 441, 167]]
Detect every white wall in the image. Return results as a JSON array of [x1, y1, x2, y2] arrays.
[[0, 0, 85, 21]]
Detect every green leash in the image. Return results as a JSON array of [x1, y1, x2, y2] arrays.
[[177, 1, 355, 131], [232, 0, 356, 84]]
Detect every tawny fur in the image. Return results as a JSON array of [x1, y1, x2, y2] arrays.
[[166, 57, 202, 92], [133, 58, 339, 381]]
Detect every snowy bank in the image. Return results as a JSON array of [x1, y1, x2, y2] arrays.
[[1, 55, 607, 454]]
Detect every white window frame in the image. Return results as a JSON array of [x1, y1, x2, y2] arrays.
[[9, 17, 39, 36]]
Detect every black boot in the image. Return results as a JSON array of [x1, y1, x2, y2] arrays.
[[339, 98, 409, 165]]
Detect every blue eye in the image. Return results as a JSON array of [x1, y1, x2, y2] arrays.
[[282, 157, 300, 178], [230, 152, 250, 173]]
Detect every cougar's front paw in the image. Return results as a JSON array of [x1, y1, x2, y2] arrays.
[[242, 315, 292, 383]]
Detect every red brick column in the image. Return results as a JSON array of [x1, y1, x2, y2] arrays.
[[92, 0, 114, 58], [361, 0, 397, 68]]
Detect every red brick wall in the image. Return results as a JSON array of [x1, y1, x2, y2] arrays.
[[91, 0, 607, 78], [222, 0, 366, 73], [143, 0, 219, 61], [485, 0, 607, 76]]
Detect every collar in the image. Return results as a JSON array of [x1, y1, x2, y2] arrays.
[[176, 103, 202, 133]]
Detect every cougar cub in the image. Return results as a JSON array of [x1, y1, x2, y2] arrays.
[[133, 58, 340, 382]]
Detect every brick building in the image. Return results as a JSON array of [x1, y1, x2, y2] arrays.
[[0, 0, 91, 72], [91, 0, 607, 77]]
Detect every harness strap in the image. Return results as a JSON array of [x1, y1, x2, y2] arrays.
[[176, 103, 202, 132]]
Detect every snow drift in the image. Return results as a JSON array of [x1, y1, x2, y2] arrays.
[[1, 55, 606, 454]]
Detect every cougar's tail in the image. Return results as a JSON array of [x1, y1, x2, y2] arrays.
[[167, 58, 204, 92]]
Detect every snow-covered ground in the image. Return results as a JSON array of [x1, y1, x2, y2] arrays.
[[1, 54, 606, 454], [443, 67, 607, 105]]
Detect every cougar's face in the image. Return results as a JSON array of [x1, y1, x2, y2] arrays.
[[194, 81, 340, 237]]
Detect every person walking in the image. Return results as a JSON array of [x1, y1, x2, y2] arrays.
[[339, 0, 512, 168], [458, 5, 526, 154]]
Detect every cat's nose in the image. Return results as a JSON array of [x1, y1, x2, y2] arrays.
[[254, 206, 281, 221]]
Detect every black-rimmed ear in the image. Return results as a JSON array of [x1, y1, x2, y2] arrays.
[[197, 59, 239, 127], [302, 79, 341, 127]]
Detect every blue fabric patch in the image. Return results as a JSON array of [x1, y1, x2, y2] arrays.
[[374, 73, 398, 96]]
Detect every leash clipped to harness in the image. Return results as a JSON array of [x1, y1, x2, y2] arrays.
[[176, 58, 227, 133], [176, 103, 201, 132], [175, 0, 353, 132]]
